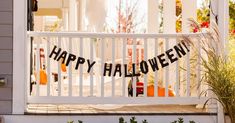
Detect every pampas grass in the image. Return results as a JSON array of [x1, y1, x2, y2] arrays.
[[184, 19, 235, 123]]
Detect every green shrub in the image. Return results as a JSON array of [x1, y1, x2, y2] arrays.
[[119, 117, 148, 123], [119, 117, 195, 123], [67, 120, 83, 123], [171, 117, 195, 123]]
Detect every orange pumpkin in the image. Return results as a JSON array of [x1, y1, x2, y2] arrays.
[[147, 85, 175, 97], [40, 69, 47, 85], [61, 63, 67, 72]]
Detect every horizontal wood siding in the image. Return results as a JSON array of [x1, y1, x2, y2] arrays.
[[0, 25, 12, 36], [0, 37, 13, 49], [0, 0, 12, 11], [0, 0, 13, 114], [0, 50, 13, 62], [0, 101, 11, 114]]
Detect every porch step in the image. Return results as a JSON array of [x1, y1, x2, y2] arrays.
[[2, 114, 219, 123], [26, 104, 216, 115]]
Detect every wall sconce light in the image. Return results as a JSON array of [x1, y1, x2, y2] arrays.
[[0, 77, 7, 86]]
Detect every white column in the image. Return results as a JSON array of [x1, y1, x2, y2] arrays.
[[13, 0, 27, 114], [69, 0, 78, 31], [218, 0, 229, 56], [147, 0, 158, 33], [182, 0, 197, 32], [210, 1, 228, 123], [163, 0, 176, 88], [210, 0, 229, 55], [181, 0, 197, 97], [147, 0, 158, 58], [85, 0, 107, 32], [62, 8, 69, 31], [78, 0, 87, 31], [163, 0, 176, 33], [210, 0, 218, 23]]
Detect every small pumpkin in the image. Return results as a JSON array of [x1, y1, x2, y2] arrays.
[[61, 63, 67, 72], [40, 69, 47, 85], [147, 85, 175, 97]]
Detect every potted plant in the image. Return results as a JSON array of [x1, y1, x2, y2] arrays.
[[185, 19, 235, 123]]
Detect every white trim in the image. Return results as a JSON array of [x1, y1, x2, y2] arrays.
[[27, 96, 209, 105], [27, 31, 207, 38], [218, 0, 229, 56], [3, 115, 217, 123], [13, 0, 27, 114]]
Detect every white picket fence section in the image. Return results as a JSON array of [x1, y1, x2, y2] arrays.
[[27, 32, 209, 105]]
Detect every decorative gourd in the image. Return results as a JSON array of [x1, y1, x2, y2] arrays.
[[40, 69, 47, 85], [147, 85, 175, 97], [61, 63, 67, 72]]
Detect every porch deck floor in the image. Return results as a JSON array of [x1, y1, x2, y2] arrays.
[[26, 104, 216, 115]]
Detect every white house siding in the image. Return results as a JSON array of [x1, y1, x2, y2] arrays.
[[0, 0, 13, 114]]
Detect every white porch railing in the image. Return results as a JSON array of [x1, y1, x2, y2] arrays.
[[27, 32, 208, 105]]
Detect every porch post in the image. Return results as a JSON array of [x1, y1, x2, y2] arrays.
[[210, 0, 229, 123], [147, 0, 158, 33], [181, 0, 197, 96], [182, 0, 197, 32], [217, 0, 229, 56], [62, 8, 69, 31], [217, 2, 229, 123], [85, 0, 107, 32], [13, 0, 27, 114], [69, 0, 78, 31], [163, 0, 176, 33], [163, 0, 176, 88], [147, 0, 158, 59], [78, 0, 87, 31]]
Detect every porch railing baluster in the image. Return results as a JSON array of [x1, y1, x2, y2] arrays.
[[186, 45, 191, 97], [79, 37, 83, 97], [197, 38, 201, 97], [154, 38, 158, 97], [100, 38, 105, 97], [165, 38, 169, 97], [122, 38, 127, 97], [36, 37, 40, 96], [47, 37, 51, 96], [90, 38, 94, 96], [111, 38, 115, 97], [175, 38, 180, 97], [68, 37, 72, 96], [144, 38, 148, 97], [58, 36, 62, 96], [133, 38, 137, 97]]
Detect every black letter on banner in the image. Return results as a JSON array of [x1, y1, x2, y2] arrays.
[[174, 43, 186, 58], [75, 57, 85, 70], [182, 42, 190, 52], [132, 64, 141, 77], [49, 45, 61, 60], [113, 64, 122, 77], [157, 53, 169, 68], [148, 57, 159, 71], [87, 60, 96, 73], [57, 51, 68, 63], [103, 63, 112, 76], [124, 64, 132, 77], [166, 48, 178, 63], [66, 54, 76, 66], [140, 60, 149, 74]]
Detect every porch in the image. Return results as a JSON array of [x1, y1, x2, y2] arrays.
[[25, 0, 222, 107], [9, 0, 230, 122], [23, 31, 217, 123]]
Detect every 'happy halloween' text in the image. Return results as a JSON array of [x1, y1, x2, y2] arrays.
[[49, 42, 189, 77]]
